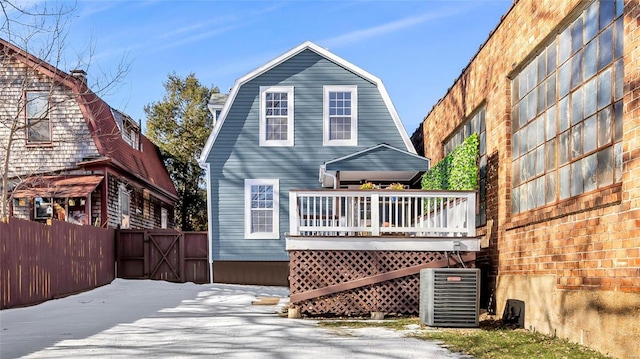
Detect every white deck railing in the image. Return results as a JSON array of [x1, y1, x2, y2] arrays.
[[288, 189, 476, 238]]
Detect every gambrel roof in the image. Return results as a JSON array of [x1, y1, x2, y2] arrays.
[[199, 41, 415, 163], [0, 38, 178, 201]]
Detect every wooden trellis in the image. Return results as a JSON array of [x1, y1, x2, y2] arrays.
[[289, 250, 475, 316]]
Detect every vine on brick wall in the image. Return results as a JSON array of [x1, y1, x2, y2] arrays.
[[421, 133, 479, 191]]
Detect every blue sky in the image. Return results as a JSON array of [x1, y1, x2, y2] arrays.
[[53, 0, 511, 134]]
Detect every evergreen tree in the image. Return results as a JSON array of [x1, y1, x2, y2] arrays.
[[145, 73, 217, 231]]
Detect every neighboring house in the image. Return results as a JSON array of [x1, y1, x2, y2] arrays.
[[199, 41, 442, 286], [0, 38, 178, 229], [207, 93, 228, 127], [415, 0, 638, 358]]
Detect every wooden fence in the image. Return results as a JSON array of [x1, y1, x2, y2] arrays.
[[0, 218, 115, 309]]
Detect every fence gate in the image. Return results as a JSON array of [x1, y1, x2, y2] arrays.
[[116, 230, 209, 284]]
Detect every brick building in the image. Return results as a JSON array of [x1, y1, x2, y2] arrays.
[[415, 0, 639, 357]]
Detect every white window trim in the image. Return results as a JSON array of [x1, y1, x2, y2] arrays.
[[244, 179, 280, 239], [259, 86, 294, 147], [119, 184, 131, 229], [323, 85, 358, 146]]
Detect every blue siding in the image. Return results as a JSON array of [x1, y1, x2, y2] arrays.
[[207, 49, 409, 261]]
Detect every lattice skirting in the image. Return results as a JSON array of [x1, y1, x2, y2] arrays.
[[289, 250, 475, 316]]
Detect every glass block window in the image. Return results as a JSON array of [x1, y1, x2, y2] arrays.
[[511, 0, 624, 214], [25, 91, 51, 144], [444, 107, 487, 226], [260, 87, 293, 146], [324, 85, 358, 146], [244, 179, 279, 239]]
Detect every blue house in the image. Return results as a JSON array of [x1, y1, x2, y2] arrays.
[[199, 42, 472, 286]]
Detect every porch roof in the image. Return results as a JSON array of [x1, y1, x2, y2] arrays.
[[320, 144, 431, 187], [12, 175, 104, 198]]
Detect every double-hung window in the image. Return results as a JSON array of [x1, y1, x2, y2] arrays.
[[25, 91, 51, 144], [260, 86, 294, 146], [323, 85, 357, 146], [244, 179, 279, 239]]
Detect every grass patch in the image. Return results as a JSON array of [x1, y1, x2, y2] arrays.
[[318, 317, 611, 359], [318, 317, 418, 331]]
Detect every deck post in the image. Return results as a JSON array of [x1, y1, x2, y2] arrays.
[[289, 191, 299, 236], [467, 192, 476, 237], [371, 193, 380, 236]]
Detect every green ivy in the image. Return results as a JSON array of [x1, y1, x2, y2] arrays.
[[422, 133, 479, 191]]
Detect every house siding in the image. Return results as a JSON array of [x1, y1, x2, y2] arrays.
[[0, 55, 100, 178], [91, 190, 101, 226], [207, 49, 408, 262], [106, 173, 173, 230], [417, 0, 639, 358], [2, 39, 177, 230]]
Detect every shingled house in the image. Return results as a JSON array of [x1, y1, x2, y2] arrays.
[[1, 38, 178, 229]]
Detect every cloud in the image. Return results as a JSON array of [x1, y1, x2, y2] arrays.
[[154, 25, 239, 51], [76, 1, 125, 18], [151, 3, 284, 52], [320, 6, 471, 49], [157, 15, 238, 40]]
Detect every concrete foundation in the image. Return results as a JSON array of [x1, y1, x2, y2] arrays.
[[497, 274, 640, 359]]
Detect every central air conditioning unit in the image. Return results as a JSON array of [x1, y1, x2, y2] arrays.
[[419, 268, 480, 327]]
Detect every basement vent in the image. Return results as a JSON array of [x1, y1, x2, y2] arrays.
[[419, 268, 480, 327]]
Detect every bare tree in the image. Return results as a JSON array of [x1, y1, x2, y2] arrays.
[[0, 1, 129, 221]]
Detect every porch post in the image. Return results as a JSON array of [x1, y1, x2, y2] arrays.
[[371, 192, 380, 236], [289, 191, 299, 236], [467, 192, 476, 237]]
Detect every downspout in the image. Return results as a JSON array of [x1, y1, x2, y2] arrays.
[[197, 158, 214, 284]]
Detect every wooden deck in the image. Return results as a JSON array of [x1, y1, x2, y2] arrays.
[[286, 189, 479, 251]]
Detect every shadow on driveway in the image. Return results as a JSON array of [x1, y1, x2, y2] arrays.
[[0, 279, 463, 358]]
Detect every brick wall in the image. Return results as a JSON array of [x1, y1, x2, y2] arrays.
[[418, 0, 640, 357]]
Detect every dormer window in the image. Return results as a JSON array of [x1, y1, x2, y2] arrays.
[[122, 121, 139, 149], [111, 108, 140, 150]]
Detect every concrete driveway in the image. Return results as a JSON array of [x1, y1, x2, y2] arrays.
[[0, 279, 466, 358]]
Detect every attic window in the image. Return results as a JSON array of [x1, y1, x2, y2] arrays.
[[122, 121, 139, 149], [111, 108, 140, 150]]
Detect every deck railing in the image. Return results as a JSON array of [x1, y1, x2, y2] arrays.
[[288, 189, 476, 238]]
